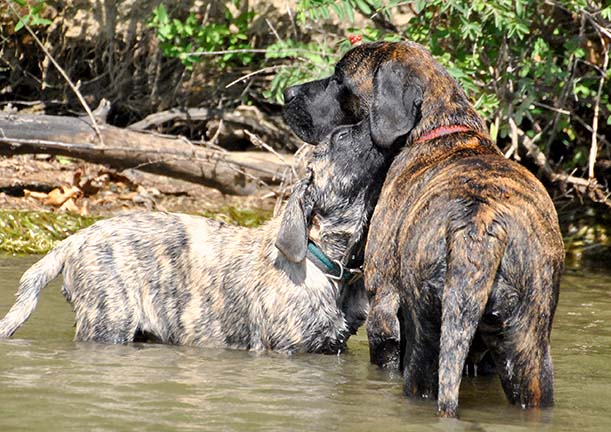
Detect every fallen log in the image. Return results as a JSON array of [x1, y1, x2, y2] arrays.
[[129, 104, 302, 152], [0, 113, 293, 196]]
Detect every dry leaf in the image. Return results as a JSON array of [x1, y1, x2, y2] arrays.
[[23, 189, 49, 200], [44, 186, 83, 207]]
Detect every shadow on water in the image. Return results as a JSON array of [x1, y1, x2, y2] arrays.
[[0, 255, 609, 432]]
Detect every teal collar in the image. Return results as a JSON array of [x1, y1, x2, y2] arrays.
[[307, 241, 362, 284]]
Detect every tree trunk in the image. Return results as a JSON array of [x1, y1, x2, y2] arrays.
[[0, 113, 293, 196]]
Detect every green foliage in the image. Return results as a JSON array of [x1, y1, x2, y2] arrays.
[[148, 4, 255, 70], [0, 211, 99, 255], [296, 0, 401, 23], [398, 0, 609, 171], [294, 0, 610, 178], [263, 39, 339, 103], [11, 0, 52, 31], [0, 207, 270, 255], [148, 0, 610, 187]]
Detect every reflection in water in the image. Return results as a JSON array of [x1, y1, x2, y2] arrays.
[[0, 256, 610, 432]]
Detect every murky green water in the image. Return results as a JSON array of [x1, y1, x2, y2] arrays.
[[0, 255, 610, 432]]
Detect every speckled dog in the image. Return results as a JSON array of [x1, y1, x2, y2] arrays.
[[0, 87, 422, 352]]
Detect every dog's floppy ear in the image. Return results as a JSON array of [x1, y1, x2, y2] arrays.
[[275, 179, 311, 263], [370, 61, 423, 148]]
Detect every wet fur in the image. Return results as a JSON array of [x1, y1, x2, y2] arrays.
[[0, 167, 364, 353], [0, 74, 421, 353], [288, 41, 564, 417]]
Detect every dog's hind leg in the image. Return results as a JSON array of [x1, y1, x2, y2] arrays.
[[401, 301, 442, 401], [481, 265, 560, 409], [436, 219, 506, 418], [366, 280, 402, 369], [64, 269, 140, 344], [73, 309, 139, 344]]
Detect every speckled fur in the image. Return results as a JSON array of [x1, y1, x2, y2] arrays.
[[0, 80, 409, 353]]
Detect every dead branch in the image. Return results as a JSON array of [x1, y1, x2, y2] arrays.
[[6, 1, 104, 146], [587, 28, 609, 180], [0, 113, 293, 196], [128, 105, 302, 152], [511, 119, 611, 207]]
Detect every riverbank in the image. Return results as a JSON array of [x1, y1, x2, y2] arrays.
[[1, 155, 609, 269], [0, 154, 275, 254]]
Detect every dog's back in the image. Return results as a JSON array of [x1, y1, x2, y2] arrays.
[[0, 212, 349, 352]]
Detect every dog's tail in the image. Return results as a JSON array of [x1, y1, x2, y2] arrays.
[[436, 216, 507, 418], [0, 240, 69, 338]]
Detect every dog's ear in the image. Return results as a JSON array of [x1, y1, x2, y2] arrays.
[[370, 61, 423, 148], [275, 180, 311, 263]]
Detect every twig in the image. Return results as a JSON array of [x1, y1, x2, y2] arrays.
[[532, 102, 571, 116], [273, 168, 292, 217], [587, 34, 609, 180], [265, 18, 282, 43], [225, 65, 287, 89], [505, 117, 521, 160], [185, 48, 332, 58], [511, 121, 611, 208], [286, 3, 298, 39], [206, 119, 226, 150], [572, 113, 611, 149], [244, 129, 296, 177], [128, 107, 212, 130], [6, 1, 104, 146]]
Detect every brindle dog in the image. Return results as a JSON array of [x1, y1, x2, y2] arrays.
[[0, 87, 422, 353], [285, 41, 564, 418]]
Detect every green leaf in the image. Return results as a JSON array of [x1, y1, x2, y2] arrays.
[[155, 4, 168, 23], [15, 17, 27, 31], [331, 3, 344, 19], [354, 0, 373, 15], [489, 121, 498, 142], [345, 2, 355, 22]]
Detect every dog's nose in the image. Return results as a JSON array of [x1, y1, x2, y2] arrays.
[[283, 85, 300, 103]]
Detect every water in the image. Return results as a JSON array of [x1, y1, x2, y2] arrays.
[[0, 255, 609, 432]]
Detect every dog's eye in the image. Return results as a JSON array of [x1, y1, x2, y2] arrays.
[[336, 130, 349, 142]]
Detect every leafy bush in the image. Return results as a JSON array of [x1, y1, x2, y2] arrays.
[[149, 3, 255, 70], [148, 1, 610, 202], [10, 0, 51, 31]]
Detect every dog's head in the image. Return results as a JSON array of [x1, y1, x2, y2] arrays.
[[283, 41, 485, 149], [275, 112, 422, 264], [278, 42, 444, 264]]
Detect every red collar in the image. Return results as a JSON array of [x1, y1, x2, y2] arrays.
[[415, 125, 473, 144]]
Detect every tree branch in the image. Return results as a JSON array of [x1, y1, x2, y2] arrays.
[[0, 113, 292, 196]]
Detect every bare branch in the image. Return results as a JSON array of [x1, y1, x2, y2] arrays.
[[0, 113, 293, 196], [587, 30, 610, 180], [6, 1, 105, 147], [511, 119, 611, 207]]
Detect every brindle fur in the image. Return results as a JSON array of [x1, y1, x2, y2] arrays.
[[287, 41, 564, 417], [0, 79, 421, 353]]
